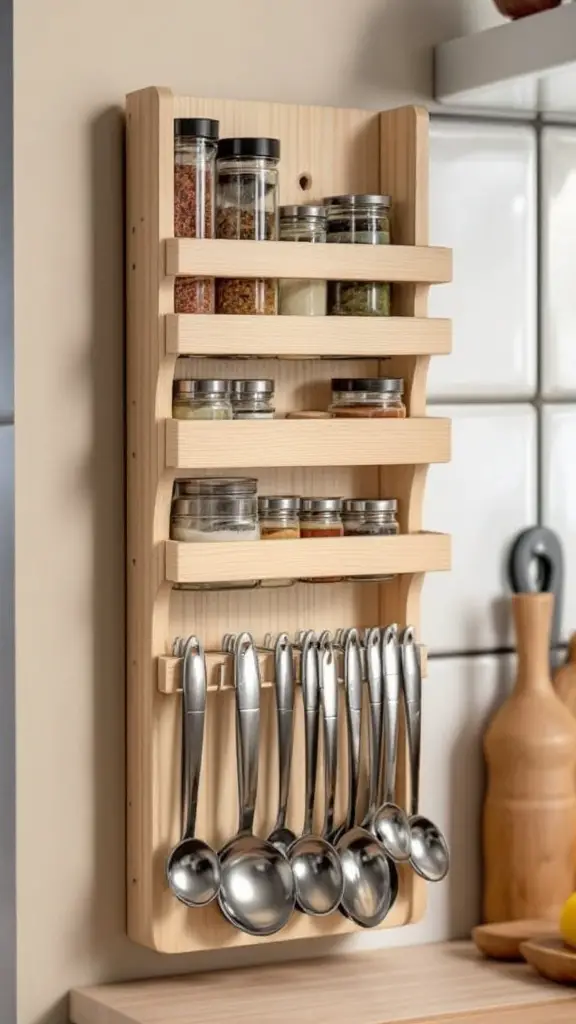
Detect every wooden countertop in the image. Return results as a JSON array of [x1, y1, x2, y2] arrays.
[[69, 941, 576, 1024]]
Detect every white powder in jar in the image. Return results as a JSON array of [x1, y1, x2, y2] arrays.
[[171, 523, 260, 543], [279, 279, 327, 316]]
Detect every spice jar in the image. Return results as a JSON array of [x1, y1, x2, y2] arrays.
[[258, 497, 300, 540], [172, 379, 233, 420], [171, 477, 259, 542], [231, 379, 275, 419], [174, 117, 219, 315], [299, 497, 343, 583], [329, 378, 406, 418], [325, 194, 391, 317], [279, 205, 327, 316], [342, 499, 399, 536], [216, 137, 280, 315]]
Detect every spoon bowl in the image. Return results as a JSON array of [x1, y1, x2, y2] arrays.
[[219, 835, 295, 935], [288, 835, 344, 916], [409, 814, 450, 882], [166, 837, 221, 908], [338, 828, 392, 927], [373, 803, 411, 863]]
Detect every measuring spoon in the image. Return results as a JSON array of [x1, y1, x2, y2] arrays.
[[373, 625, 411, 863], [268, 633, 297, 852], [336, 630, 392, 927], [401, 626, 450, 883], [218, 633, 295, 935], [166, 636, 221, 907], [287, 631, 344, 916]]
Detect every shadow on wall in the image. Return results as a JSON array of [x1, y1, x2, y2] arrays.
[[352, 0, 469, 106]]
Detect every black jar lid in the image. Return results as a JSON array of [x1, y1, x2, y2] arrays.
[[174, 118, 219, 141], [332, 378, 404, 394], [217, 137, 280, 160]]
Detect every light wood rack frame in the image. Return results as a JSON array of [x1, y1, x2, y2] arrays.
[[126, 86, 452, 954]]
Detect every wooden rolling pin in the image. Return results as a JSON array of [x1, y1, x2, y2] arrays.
[[555, 634, 576, 718], [483, 593, 576, 923]]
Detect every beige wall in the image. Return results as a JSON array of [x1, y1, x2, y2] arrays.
[[14, 2, 500, 1022]]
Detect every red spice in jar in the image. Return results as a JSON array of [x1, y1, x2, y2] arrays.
[[174, 121, 217, 314]]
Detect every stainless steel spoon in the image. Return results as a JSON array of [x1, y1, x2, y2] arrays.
[[336, 630, 392, 927], [166, 636, 221, 907], [218, 632, 295, 935], [373, 625, 411, 863], [287, 631, 344, 916], [268, 633, 297, 852], [401, 625, 450, 883]]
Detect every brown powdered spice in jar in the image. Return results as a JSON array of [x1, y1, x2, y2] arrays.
[[329, 378, 406, 418], [174, 118, 218, 314], [216, 208, 277, 314]]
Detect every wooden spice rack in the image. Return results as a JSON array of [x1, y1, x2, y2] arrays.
[[126, 86, 452, 955]]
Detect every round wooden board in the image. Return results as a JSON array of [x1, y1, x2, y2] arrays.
[[520, 936, 576, 984], [472, 920, 559, 961]]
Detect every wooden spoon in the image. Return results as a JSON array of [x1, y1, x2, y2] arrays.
[[521, 936, 576, 984]]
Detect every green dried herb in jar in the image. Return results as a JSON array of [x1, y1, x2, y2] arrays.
[[325, 194, 392, 317]]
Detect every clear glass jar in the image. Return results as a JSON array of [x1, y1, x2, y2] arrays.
[[231, 379, 275, 419], [342, 498, 398, 536], [325, 194, 391, 317], [172, 379, 233, 420], [171, 478, 259, 543], [174, 118, 219, 315], [299, 497, 343, 583], [258, 496, 300, 540], [216, 138, 280, 315], [329, 378, 406, 418], [279, 205, 327, 317], [342, 498, 398, 583]]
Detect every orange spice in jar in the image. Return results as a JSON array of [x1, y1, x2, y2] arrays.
[[329, 378, 406, 418], [299, 497, 343, 583], [258, 496, 300, 540]]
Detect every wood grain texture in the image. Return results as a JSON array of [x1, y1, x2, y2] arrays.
[[166, 417, 451, 469], [166, 313, 452, 357], [166, 533, 451, 584], [555, 634, 576, 718], [520, 936, 576, 985], [165, 237, 452, 283], [473, 920, 560, 961], [483, 594, 576, 925], [69, 942, 576, 1024], [126, 88, 451, 954]]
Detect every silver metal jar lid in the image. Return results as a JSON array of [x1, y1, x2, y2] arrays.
[[325, 194, 391, 208], [279, 205, 327, 220], [173, 379, 231, 397], [171, 496, 257, 517], [331, 377, 404, 394], [258, 496, 300, 514], [343, 499, 398, 514], [231, 379, 275, 397], [174, 477, 258, 497], [300, 497, 343, 514]]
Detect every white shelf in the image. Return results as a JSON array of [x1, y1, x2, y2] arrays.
[[435, 4, 576, 117]]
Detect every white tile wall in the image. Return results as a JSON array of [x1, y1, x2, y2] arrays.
[[422, 404, 537, 654], [542, 406, 576, 641], [542, 127, 576, 398], [428, 121, 537, 401], [343, 655, 513, 950]]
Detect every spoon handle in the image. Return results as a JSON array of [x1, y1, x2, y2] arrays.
[[344, 630, 363, 830], [274, 633, 295, 831], [400, 626, 421, 818], [234, 633, 261, 835], [180, 636, 207, 841], [382, 625, 401, 806], [319, 636, 338, 838], [365, 627, 383, 818], [301, 631, 319, 835]]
